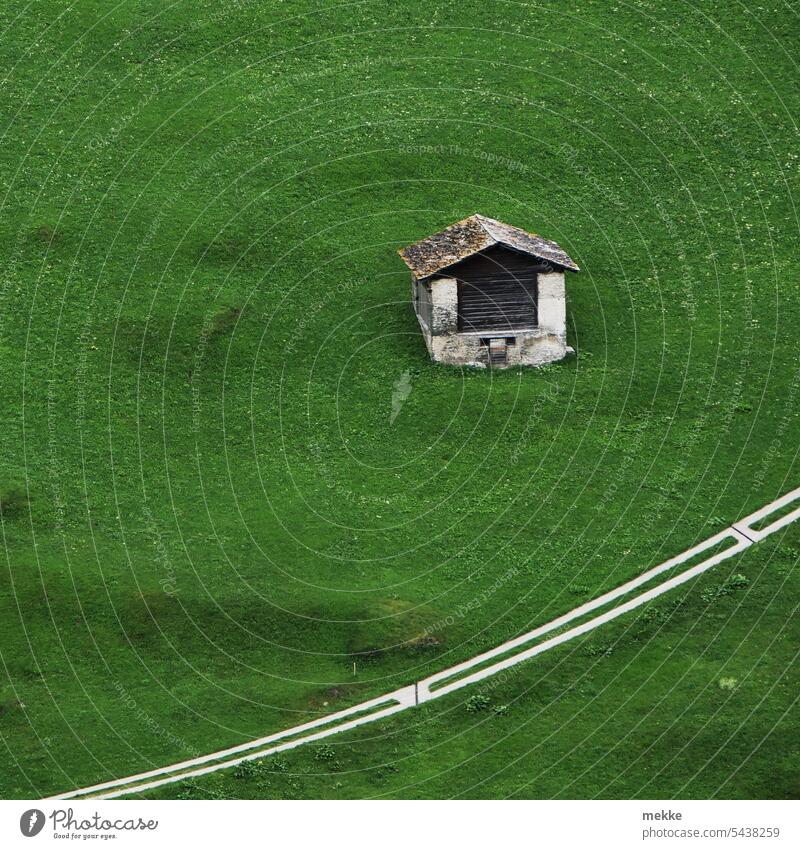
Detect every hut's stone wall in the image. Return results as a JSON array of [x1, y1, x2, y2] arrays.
[[536, 272, 567, 344]]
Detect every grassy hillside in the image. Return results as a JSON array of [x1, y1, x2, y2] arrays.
[[0, 0, 798, 797], [142, 526, 800, 799]]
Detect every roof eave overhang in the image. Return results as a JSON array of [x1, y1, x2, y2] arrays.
[[398, 243, 579, 280]]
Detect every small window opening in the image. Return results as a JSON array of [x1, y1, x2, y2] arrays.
[[488, 338, 508, 366]]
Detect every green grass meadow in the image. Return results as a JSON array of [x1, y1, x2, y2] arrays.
[[0, 0, 798, 798], [142, 527, 800, 800]]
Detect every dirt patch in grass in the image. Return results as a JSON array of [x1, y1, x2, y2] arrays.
[[31, 223, 63, 248], [347, 598, 444, 658], [0, 487, 29, 519], [208, 305, 241, 339]]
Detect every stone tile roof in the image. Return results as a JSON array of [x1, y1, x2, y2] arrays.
[[398, 214, 579, 278]]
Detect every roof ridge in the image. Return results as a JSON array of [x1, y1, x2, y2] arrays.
[[476, 213, 541, 242], [472, 213, 498, 231], [398, 215, 579, 277]]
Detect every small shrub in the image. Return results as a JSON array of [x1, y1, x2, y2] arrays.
[[314, 743, 337, 762], [465, 694, 491, 713], [585, 643, 614, 658], [719, 677, 738, 691], [175, 779, 201, 799], [493, 704, 510, 716], [233, 759, 265, 781], [640, 606, 662, 623], [725, 574, 749, 590], [702, 574, 749, 604]]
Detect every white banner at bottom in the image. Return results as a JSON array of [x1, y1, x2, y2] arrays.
[[2, 799, 796, 848]]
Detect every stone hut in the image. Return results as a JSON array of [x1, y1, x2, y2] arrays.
[[398, 214, 579, 367]]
